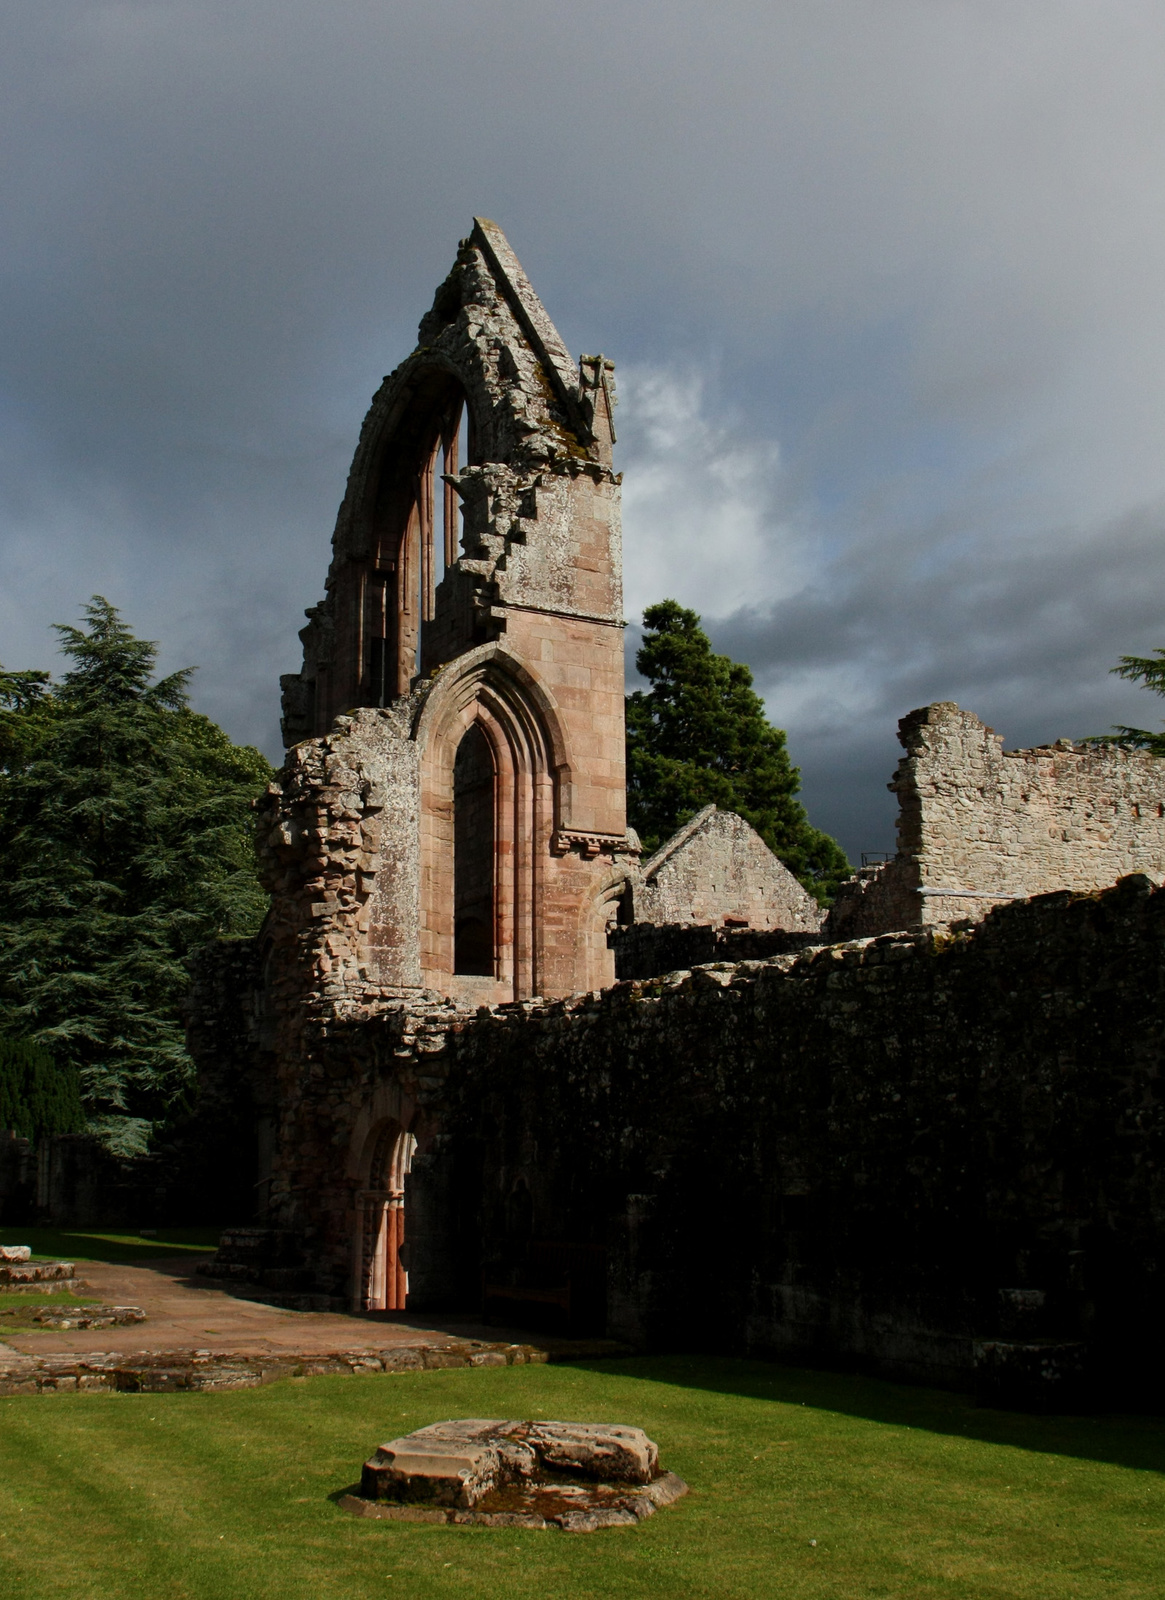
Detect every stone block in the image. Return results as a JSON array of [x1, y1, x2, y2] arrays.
[[351, 1418, 683, 1530], [362, 1429, 502, 1508], [527, 1422, 657, 1484]]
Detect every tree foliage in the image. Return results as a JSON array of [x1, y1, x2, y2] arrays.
[[0, 598, 273, 1150], [0, 1033, 86, 1145], [1092, 649, 1165, 756], [625, 600, 851, 903]]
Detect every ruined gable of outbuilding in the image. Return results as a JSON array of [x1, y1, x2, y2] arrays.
[[629, 805, 824, 933]]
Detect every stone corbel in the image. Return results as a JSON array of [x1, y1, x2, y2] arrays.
[[550, 829, 641, 860]]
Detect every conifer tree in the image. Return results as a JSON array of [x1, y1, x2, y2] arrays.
[[0, 598, 272, 1152], [625, 599, 851, 903], [1095, 648, 1165, 755], [0, 1033, 85, 1145]]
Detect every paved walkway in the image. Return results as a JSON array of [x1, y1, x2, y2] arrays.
[[3, 1254, 594, 1361]]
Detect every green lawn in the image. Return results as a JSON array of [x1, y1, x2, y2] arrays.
[[0, 1226, 220, 1263], [0, 1356, 1162, 1599]]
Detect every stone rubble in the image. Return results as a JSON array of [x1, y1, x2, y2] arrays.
[[31, 1304, 146, 1330], [345, 1418, 687, 1531], [0, 1337, 553, 1396]]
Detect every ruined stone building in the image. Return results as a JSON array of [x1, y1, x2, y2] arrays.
[[187, 222, 1165, 1410], [830, 702, 1165, 939], [273, 217, 633, 1007]]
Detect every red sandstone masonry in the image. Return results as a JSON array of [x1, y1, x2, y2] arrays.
[[272, 221, 636, 1010]]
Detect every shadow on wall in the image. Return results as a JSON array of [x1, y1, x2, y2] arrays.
[[560, 1354, 1165, 1476]]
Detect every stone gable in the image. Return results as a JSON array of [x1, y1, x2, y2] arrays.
[[630, 805, 823, 933]]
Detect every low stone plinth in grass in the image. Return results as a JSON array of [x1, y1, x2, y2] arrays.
[[341, 1419, 688, 1531], [0, 1252, 81, 1294]]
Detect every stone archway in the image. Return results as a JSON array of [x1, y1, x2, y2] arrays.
[[354, 1120, 417, 1312], [418, 647, 568, 1003]]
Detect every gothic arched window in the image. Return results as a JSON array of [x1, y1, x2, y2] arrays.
[[453, 721, 495, 976]]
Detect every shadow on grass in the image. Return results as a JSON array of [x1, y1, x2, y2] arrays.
[[327, 1484, 365, 1506], [558, 1353, 1165, 1476], [0, 1226, 220, 1264]]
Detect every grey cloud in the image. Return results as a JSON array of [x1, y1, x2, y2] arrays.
[[2, 0, 1165, 834], [705, 503, 1165, 858]]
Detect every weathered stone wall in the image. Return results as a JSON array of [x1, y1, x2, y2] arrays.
[[830, 702, 1165, 938], [205, 876, 1165, 1404], [609, 922, 821, 981], [630, 806, 824, 933]]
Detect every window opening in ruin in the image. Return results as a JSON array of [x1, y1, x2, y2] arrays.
[[363, 388, 473, 704], [453, 722, 496, 975], [438, 401, 469, 572]]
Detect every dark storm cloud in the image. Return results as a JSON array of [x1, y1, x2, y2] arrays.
[[708, 502, 1165, 857], [3, 1, 1165, 853]]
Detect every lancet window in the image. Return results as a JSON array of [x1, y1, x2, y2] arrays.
[[361, 380, 473, 706]]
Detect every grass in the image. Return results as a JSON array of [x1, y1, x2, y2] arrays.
[[0, 1355, 1162, 1600], [0, 1226, 220, 1263]]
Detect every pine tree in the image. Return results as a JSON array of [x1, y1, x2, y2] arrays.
[[0, 598, 272, 1152], [625, 600, 851, 903], [1094, 649, 1165, 756], [0, 1033, 85, 1145]]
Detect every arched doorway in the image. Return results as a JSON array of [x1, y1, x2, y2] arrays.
[[359, 1122, 417, 1312]]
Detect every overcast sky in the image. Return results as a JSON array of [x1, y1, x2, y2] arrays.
[[3, 1, 1165, 859]]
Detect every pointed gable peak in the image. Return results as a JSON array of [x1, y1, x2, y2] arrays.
[[469, 218, 588, 437]]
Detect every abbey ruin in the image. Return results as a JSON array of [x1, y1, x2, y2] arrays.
[[189, 221, 1165, 1410]]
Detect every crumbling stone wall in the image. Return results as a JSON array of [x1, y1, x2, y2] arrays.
[[196, 877, 1165, 1405], [628, 805, 824, 933], [830, 702, 1165, 938], [608, 922, 821, 980]]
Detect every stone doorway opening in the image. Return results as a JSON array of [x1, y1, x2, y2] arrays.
[[359, 1123, 417, 1312]]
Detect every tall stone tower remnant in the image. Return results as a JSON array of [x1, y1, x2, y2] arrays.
[[269, 220, 636, 1006]]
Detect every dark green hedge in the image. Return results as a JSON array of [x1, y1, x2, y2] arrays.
[[0, 1034, 86, 1145]]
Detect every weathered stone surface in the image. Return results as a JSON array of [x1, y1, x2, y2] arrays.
[[0, 1260, 79, 1294], [830, 702, 1165, 938], [629, 805, 824, 934], [32, 1305, 146, 1330], [199, 874, 1165, 1408], [973, 1339, 1090, 1411], [352, 1418, 681, 1529], [0, 1246, 31, 1262], [363, 1427, 503, 1508], [0, 1337, 552, 1397], [610, 921, 822, 981], [526, 1422, 657, 1483]]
